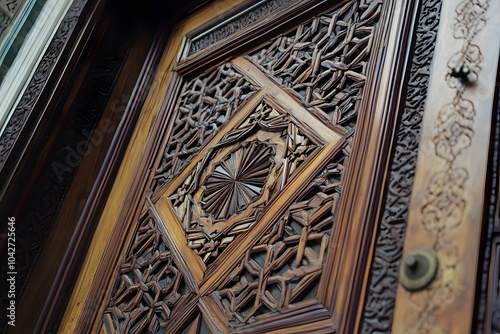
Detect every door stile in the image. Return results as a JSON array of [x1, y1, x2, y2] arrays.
[[392, 0, 500, 332]]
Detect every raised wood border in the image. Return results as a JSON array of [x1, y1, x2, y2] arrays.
[[59, 0, 422, 332], [32, 26, 171, 334], [392, 0, 500, 332]]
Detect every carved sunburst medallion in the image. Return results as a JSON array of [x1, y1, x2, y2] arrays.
[[202, 142, 274, 220], [166, 100, 322, 264]]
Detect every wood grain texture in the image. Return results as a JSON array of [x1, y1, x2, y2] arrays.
[[360, 0, 443, 331], [57, 1, 249, 332], [60, 0, 422, 332], [392, 0, 500, 332]]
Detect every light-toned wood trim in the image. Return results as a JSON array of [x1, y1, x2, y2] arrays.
[[392, 0, 500, 332], [59, 0, 423, 332], [58, 1, 250, 332], [154, 196, 207, 285]]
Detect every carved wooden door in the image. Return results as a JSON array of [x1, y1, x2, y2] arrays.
[[89, 0, 421, 333]]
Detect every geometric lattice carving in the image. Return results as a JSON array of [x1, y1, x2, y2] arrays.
[[151, 63, 259, 192], [169, 101, 319, 265], [213, 143, 348, 326], [104, 0, 386, 331], [103, 215, 192, 334], [248, 1, 381, 130]]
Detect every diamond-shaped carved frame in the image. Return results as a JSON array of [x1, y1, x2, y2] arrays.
[[100, 0, 393, 332], [165, 97, 326, 265], [152, 57, 346, 332]]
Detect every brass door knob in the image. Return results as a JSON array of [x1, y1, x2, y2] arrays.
[[399, 249, 438, 292]]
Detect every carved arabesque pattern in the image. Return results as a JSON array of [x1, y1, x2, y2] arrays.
[[187, 0, 294, 56], [405, 0, 489, 332], [213, 141, 348, 326], [248, 0, 381, 130], [169, 101, 318, 265], [151, 63, 259, 193], [0, 11, 9, 37], [0, 0, 22, 13], [360, 0, 442, 331], [103, 215, 192, 334], [0, 0, 22, 35]]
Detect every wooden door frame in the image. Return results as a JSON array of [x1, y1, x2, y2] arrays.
[[392, 0, 500, 332], [59, 0, 423, 332]]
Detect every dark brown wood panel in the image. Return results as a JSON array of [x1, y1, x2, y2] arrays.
[[61, 0, 425, 332]]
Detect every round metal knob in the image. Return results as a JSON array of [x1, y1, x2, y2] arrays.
[[399, 249, 438, 292]]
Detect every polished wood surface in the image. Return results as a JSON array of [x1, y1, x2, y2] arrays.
[[392, 0, 500, 332], [58, 0, 455, 333]]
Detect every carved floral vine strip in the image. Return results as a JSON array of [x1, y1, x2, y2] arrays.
[[406, 0, 490, 332], [187, 0, 295, 56]]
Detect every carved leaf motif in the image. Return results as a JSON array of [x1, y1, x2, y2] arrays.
[[103, 215, 192, 334], [214, 144, 348, 326], [248, 1, 381, 130]]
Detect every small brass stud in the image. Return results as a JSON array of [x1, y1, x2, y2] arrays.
[[399, 249, 438, 292]]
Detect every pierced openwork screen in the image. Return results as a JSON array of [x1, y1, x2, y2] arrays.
[[103, 0, 382, 332]]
